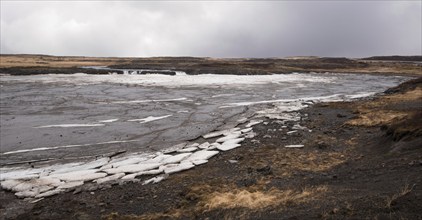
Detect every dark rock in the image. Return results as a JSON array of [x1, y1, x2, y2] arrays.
[[256, 165, 273, 175], [236, 178, 257, 187]]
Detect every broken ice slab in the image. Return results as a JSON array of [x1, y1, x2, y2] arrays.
[[57, 181, 84, 189], [143, 174, 168, 185], [163, 162, 195, 174], [198, 142, 211, 149], [100, 157, 149, 170], [94, 173, 125, 184], [160, 153, 192, 165], [103, 163, 161, 175], [285, 145, 304, 148], [287, 130, 298, 135], [51, 171, 107, 182], [161, 142, 187, 154], [216, 133, 242, 143], [177, 146, 198, 153], [217, 138, 244, 151], [217, 143, 241, 151], [49, 157, 110, 175], [184, 150, 219, 162], [192, 160, 208, 165], [240, 128, 253, 133], [0, 169, 42, 181], [292, 124, 307, 130], [244, 131, 256, 139], [35, 189, 63, 198], [245, 120, 263, 128], [121, 167, 165, 180], [202, 128, 240, 139], [1, 177, 62, 192]]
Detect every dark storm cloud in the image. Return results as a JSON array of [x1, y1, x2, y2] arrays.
[[1, 1, 420, 57]]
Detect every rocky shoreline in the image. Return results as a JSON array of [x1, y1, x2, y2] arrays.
[[0, 77, 421, 219]]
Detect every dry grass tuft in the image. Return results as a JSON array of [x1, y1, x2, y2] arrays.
[[346, 110, 408, 127], [203, 186, 328, 210], [385, 184, 415, 209]]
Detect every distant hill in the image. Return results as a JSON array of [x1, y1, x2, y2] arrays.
[[361, 56, 422, 62]]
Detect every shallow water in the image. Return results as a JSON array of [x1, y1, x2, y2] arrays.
[[0, 73, 409, 165]]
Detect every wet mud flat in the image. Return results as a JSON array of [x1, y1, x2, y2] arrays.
[[1, 77, 421, 219]]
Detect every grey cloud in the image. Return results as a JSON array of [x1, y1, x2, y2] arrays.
[[1, 1, 420, 57]]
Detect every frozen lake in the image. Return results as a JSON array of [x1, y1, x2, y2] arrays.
[[0, 73, 408, 165]]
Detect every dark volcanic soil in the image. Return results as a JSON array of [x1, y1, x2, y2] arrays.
[[1, 78, 421, 220]]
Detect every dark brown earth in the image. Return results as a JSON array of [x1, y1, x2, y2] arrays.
[[1, 54, 421, 76], [1, 76, 421, 220]]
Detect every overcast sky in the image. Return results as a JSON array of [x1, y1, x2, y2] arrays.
[[1, 1, 421, 58]]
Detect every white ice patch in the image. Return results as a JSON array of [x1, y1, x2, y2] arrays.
[[100, 157, 148, 170], [103, 163, 161, 175], [57, 181, 84, 189], [161, 142, 187, 154], [216, 133, 242, 143], [49, 158, 109, 175], [198, 142, 211, 149], [160, 153, 192, 165], [177, 146, 198, 153], [98, 119, 119, 123], [35, 189, 63, 198], [217, 143, 241, 151], [202, 128, 240, 139], [285, 145, 304, 148], [246, 120, 263, 128], [94, 173, 125, 184], [0, 169, 41, 181], [184, 150, 219, 163], [50, 170, 107, 182], [35, 124, 105, 128], [127, 115, 172, 123], [143, 175, 168, 185], [287, 130, 298, 135], [163, 162, 195, 174], [241, 128, 253, 133]]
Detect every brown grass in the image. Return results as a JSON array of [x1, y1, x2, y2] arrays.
[[104, 185, 329, 220], [346, 110, 408, 127], [203, 186, 327, 210], [0, 55, 128, 68]]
